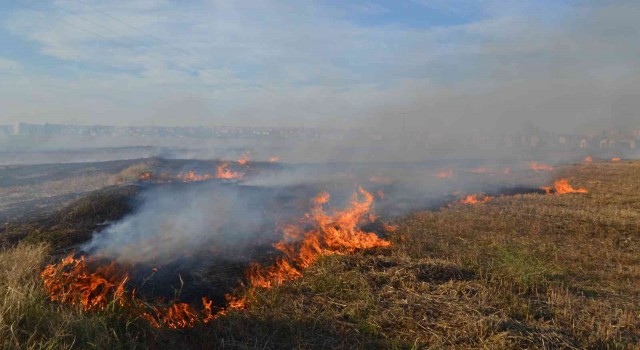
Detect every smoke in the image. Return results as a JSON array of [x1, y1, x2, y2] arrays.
[[83, 182, 284, 265]]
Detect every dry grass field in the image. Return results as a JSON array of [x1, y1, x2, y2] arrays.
[[0, 160, 638, 349]]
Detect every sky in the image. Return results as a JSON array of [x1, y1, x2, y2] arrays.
[[0, 0, 638, 131]]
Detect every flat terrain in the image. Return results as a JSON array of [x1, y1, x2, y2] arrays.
[[0, 160, 638, 349]]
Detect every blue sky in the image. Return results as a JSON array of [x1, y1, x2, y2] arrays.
[[0, 1, 638, 131]]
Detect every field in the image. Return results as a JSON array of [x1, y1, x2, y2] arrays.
[[0, 160, 638, 349]]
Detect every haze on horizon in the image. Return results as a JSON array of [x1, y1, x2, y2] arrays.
[[0, 0, 638, 134]]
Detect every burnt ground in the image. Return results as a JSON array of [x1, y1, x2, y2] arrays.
[[0, 158, 638, 348], [0, 157, 553, 309]]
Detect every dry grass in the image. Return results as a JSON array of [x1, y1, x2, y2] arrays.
[[1, 160, 638, 349], [0, 243, 151, 350], [109, 161, 155, 184]]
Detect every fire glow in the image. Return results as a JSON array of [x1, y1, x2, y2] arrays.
[[216, 162, 244, 179], [542, 178, 588, 194], [248, 187, 391, 288], [237, 152, 251, 165], [40, 187, 391, 329], [458, 193, 493, 204]]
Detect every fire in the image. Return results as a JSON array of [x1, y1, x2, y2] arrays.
[[529, 161, 554, 172], [247, 187, 391, 288], [458, 193, 492, 204], [41, 254, 245, 330], [177, 170, 215, 182], [502, 167, 511, 175], [175, 162, 245, 182], [237, 152, 251, 165], [138, 172, 153, 181], [552, 179, 588, 194], [542, 179, 588, 194], [434, 169, 453, 179], [216, 162, 244, 179], [583, 156, 592, 163], [611, 157, 621, 162], [269, 156, 280, 163], [41, 187, 390, 329], [40, 255, 128, 311]]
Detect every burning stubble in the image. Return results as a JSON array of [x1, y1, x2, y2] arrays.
[[42, 185, 392, 329]]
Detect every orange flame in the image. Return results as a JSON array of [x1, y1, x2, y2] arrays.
[[458, 193, 493, 204], [237, 152, 251, 165], [611, 157, 621, 162], [177, 170, 215, 182], [247, 187, 391, 288], [138, 172, 153, 181], [41, 187, 390, 329], [434, 169, 453, 179], [216, 162, 244, 179], [529, 161, 554, 172], [583, 156, 592, 163], [269, 156, 280, 163], [552, 179, 588, 194], [41, 254, 246, 330], [40, 255, 128, 311]]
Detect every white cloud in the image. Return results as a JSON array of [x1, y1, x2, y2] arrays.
[[0, 0, 639, 132]]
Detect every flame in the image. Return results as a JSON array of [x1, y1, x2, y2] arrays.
[[529, 161, 554, 172], [458, 193, 493, 204], [237, 152, 251, 165], [41, 187, 390, 329], [216, 162, 244, 179], [552, 179, 588, 194], [502, 167, 511, 175], [175, 162, 245, 182], [269, 156, 280, 163], [611, 157, 621, 162], [583, 156, 593, 163], [247, 187, 391, 288], [138, 172, 153, 181], [40, 255, 129, 311], [41, 254, 246, 330], [434, 169, 453, 179], [177, 170, 215, 182]]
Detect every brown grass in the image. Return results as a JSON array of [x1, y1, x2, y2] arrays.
[[0, 160, 638, 349], [109, 161, 155, 184]]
